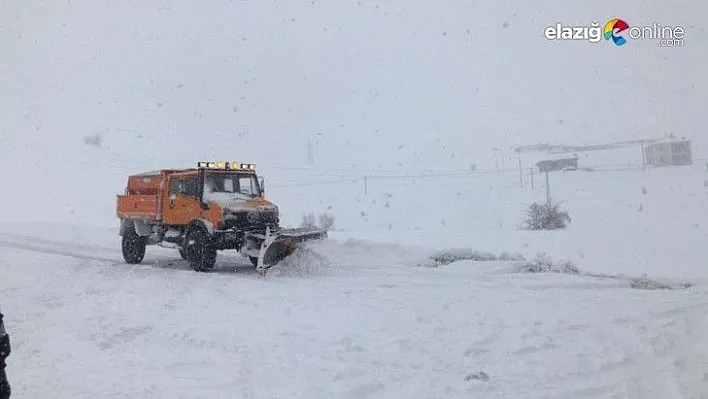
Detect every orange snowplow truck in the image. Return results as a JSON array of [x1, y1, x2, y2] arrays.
[[116, 161, 326, 273]]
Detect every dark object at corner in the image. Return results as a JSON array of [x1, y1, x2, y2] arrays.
[[0, 311, 11, 399]]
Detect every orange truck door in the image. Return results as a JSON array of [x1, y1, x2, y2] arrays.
[[162, 175, 202, 225]]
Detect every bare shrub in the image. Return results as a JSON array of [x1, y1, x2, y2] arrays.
[[82, 134, 103, 148], [629, 275, 692, 290], [516, 253, 579, 274], [523, 200, 571, 230], [427, 248, 525, 267], [464, 371, 490, 381], [301, 212, 335, 231], [318, 212, 336, 231], [300, 212, 316, 228]]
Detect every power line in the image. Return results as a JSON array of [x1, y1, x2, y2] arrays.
[[3, 143, 706, 179], [269, 179, 359, 188]]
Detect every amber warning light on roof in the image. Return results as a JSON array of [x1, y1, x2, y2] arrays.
[[197, 161, 256, 170]]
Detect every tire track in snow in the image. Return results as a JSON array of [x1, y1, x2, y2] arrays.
[[0, 233, 180, 270], [646, 302, 708, 398], [0, 237, 121, 264], [541, 296, 708, 398], [0, 232, 117, 252], [0, 233, 266, 273]]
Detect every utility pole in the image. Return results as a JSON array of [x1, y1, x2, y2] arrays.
[[307, 141, 314, 165], [364, 175, 368, 195], [530, 167, 534, 189], [640, 141, 647, 171], [545, 170, 551, 203], [517, 153, 523, 188]]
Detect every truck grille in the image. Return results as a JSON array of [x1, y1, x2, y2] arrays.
[[222, 211, 278, 230]]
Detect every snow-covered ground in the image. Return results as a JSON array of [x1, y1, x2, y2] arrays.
[[2, 165, 708, 398], [273, 163, 708, 281], [3, 1, 708, 397]]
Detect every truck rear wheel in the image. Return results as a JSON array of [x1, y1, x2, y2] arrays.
[[179, 248, 188, 260], [185, 226, 216, 272], [122, 224, 146, 264]]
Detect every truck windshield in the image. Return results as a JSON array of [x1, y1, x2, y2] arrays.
[[203, 172, 261, 198]]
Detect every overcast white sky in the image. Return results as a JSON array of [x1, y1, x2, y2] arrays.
[[0, 1, 704, 223]]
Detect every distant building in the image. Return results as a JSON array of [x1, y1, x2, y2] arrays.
[[536, 157, 578, 173], [644, 139, 692, 167]]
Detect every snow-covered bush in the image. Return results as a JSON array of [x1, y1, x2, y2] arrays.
[[82, 133, 103, 148], [431, 249, 497, 265], [629, 275, 691, 290], [301, 212, 336, 231], [427, 248, 525, 267], [318, 212, 336, 231], [523, 200, 571, 230], [629, 276, 672, 290], [301, 212, 316, 228], [464, 371, 489, 381], [498, 252, 527, 261], [516, 253, 579, 274]]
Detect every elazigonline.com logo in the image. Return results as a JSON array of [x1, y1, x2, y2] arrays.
[[544, 18, 685, 47]]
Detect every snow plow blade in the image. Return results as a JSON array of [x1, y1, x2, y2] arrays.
[[255, 227, 327, 273]]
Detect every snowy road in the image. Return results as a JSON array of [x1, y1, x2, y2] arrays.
[[1, 224, 707, 398]]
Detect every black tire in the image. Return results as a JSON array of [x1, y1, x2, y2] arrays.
[[249, 256, 259, 267], [185, 226, 217, 272], [122, 223, 146, 264], [179, 248, 188, 260]]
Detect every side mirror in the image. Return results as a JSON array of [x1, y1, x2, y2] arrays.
[[200, 202, 210, 211], [258, 177, 265, 195]]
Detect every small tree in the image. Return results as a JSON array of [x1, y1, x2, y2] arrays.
[[301, 212, 335, 231], [301, 212, 316, 228], [318, 213, 336, 231], [523, 200, 571, 230]]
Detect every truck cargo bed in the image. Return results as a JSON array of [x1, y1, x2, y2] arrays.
[[117, 194, 161, 220]]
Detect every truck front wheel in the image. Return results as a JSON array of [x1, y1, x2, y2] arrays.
[[122, 224, 146, 264], [185, 226, 216, 272]]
